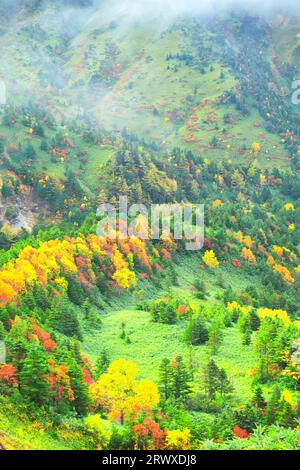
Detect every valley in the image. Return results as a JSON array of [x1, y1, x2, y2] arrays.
[[0, 0, 299, 453]]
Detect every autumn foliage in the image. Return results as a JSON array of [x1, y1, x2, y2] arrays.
[[233, 426, 250, 439], [0, 234, 174, 307], [0, 364, 18, 386], [89, 359, 160, 424]]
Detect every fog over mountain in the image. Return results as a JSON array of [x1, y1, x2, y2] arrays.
[[1, 0, 300, 21], [0, 0, 299, 125]]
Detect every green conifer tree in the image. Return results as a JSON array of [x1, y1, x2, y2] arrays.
[[159, 358, 172, 401], [170, 356, 192, 402], [19, 344, 50, 404], [265, 385, 281, 424]]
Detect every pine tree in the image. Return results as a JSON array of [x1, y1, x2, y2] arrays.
[[187, 347, 198, 381], [19, 344, 50, 404], [165, 304, 177, 324], [202, 359, 233, 403], [218, 368, 233, 397], [265, 385, 281, 424], [72, 341, 84, 366], [84, 302, 102, 329], [184, 315, 208, 346], [23, 143, 36, 161], [120, 322, 126, 340], [0, 320, 6, 341], [159, 358, 172, 401], [255, 319, 280, 382], [208, 322, 222, 355], [40, 139, 49, 152], [277, 400, 295, 427], [239, 315, 252, 345], [48, 297, 82, 340], [166, 265, 178, 286], [170, 356, 192, 402], [243, 327, 252, 346], [202, 359, 220, 402], [0, 308, 10, 330], [94, 349, 110, 379], [249, 310, 260, 331], [234, 403, 258, 433], [252, 386, 266, 411], [68, 361, 90, 416], [193, 279, 207, 300], [67, 277, 86, 306]]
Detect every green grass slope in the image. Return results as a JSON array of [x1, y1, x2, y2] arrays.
[[83, 308, 257, 404], [82, 255, 261, 404]]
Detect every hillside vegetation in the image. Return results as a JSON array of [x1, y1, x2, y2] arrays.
[[0, 1, 299, 451]]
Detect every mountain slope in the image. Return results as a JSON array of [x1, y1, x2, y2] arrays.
[[0, 3, 299, 165]]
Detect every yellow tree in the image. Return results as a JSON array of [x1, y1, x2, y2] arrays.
[[241, 247, 256, 264], [283, 203, 294, 212], [212, 199, 223, 208], [273, 245, 284, 259], [273, 264, 295, 284], [89, 359, 159, 424], [112, 249, 136, 289], [165, 429, 191, 450], [202, 250, 219, 269], [84, 415, 112, 450], [250, 142, 261, 155], [243, 235, 254, 248]]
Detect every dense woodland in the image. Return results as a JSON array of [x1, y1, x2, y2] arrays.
[[0, 2, 299, 451]]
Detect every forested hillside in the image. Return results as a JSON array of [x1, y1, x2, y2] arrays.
[[0, 0, 299, 451]]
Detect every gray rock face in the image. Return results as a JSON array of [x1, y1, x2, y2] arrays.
[[0, 341, 6, 364]]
